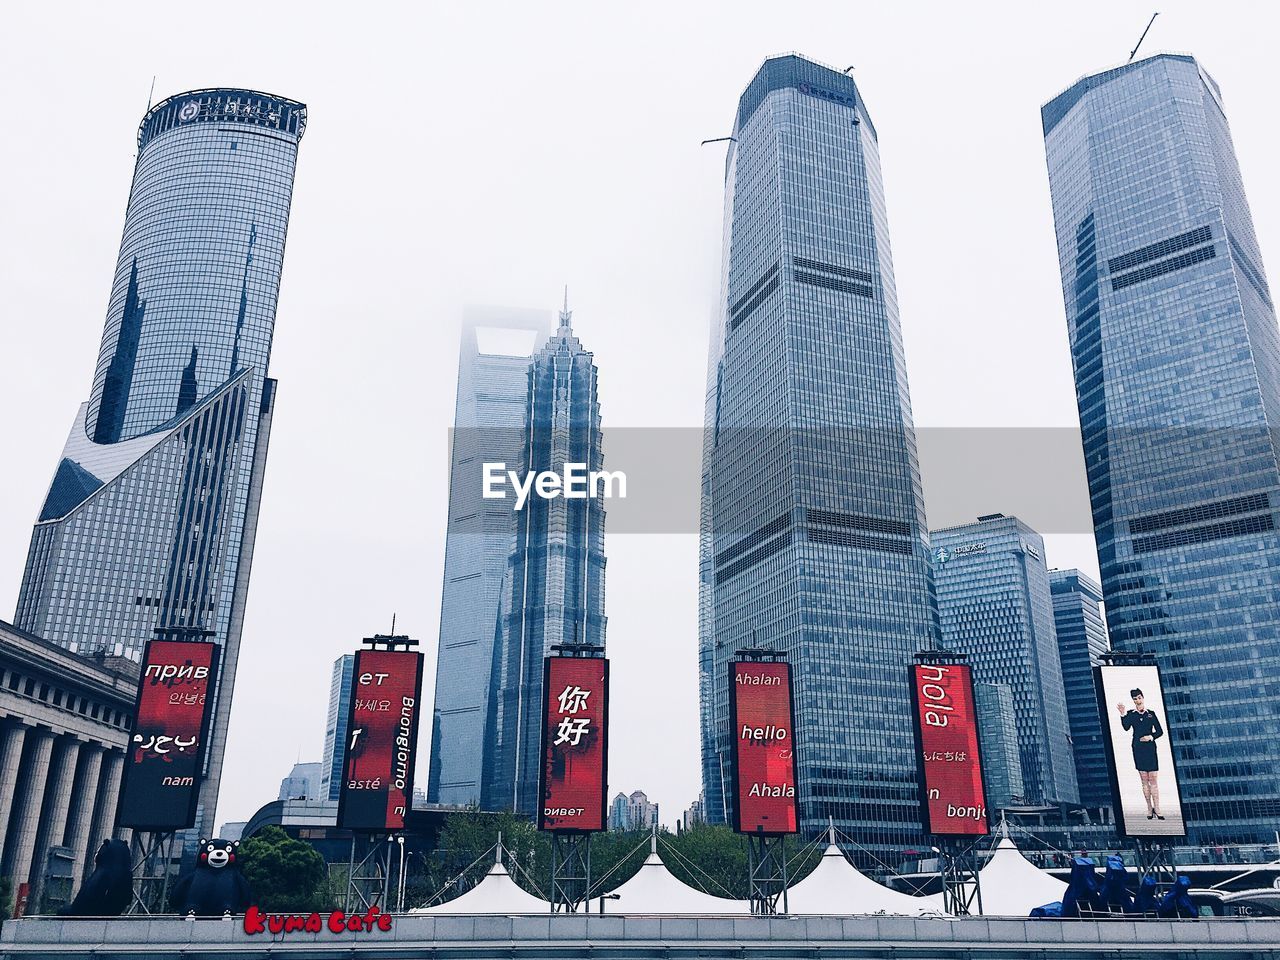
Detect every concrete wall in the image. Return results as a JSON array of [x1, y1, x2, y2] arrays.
[[3, 914, 1279, 958]]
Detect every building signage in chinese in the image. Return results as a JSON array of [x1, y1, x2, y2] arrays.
[[910, 662, 989, 836], [118, 639, 220, 830], [336, 649, 424, 832], [538, 656, 608, 831], [730, 660, 799, 835]]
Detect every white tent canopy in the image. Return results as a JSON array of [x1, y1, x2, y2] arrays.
[[787, 843, 946, 916], [977, 837, 1067, 917], [416, 849, 550, 914], [596, 838, 750, 915]]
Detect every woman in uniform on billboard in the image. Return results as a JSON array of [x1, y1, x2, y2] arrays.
[[1116, 688, 1165, 820]]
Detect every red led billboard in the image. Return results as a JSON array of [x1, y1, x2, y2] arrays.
[[117, 640, 220, 830], [730, 660, 798, 835], [539, 656, 608, 832], [337, 649, 424, 832], [910, 662, 989, 836]]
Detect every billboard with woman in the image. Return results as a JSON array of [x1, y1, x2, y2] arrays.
[[1095, 663, 1185, 837]]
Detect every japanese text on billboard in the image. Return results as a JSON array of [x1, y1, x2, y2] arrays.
[[911, 663, 989, 836]]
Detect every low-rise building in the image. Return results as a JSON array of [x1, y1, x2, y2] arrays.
[[0, 619, 139, 915]]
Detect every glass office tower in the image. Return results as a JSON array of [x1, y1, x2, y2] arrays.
[[931, 516, 1079, 806], [320, 654, 355, 803], [699, 55, 939, 855], [15, 89, 306, 837], [974, 682, 1026, 809], [1044, 54, 1280, 842], [483, 302, 606, 814], [1048, 569, 1112, 812], [427, 309, 548, 807]]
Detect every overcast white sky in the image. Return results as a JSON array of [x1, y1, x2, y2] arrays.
[[2, 1, 1278, 832]]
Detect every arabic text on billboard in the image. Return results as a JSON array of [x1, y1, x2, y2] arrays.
[[118, 640, 219, 830]]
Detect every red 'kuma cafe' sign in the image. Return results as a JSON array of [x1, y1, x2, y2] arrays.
[[243, 904, 393, 937]]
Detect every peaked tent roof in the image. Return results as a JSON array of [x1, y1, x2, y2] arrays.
[[977, 837, 1067, 916], [416, 860, 550, 915], [787, 844, 947, 916], [597, 851, 751, 914]]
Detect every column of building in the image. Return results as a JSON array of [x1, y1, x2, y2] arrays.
[[1, 727, 54, 907]]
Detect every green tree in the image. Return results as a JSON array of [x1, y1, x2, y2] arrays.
[[662, 825, 824, 900], [239, 826, 333, 912], [412, 809, 653, 909]]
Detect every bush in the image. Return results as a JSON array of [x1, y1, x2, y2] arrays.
[[239, 826, 333, 912]]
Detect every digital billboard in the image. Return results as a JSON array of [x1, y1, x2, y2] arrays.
[[910, 662, 990, 836], [729, 660, 798, 835], [539, 656, 608, 832], [1095, 663, 1186, 837], [336, 649, 424, 832], [117, 639, 220, 830]]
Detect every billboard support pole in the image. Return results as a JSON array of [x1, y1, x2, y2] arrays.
[[345, 833, 392, 913], [1134, 837, 1177, 893], [937, 837, 982, 916], [127, 830, 177, 915], [746, 832, 788, 915], [549, 832, 591, 913]]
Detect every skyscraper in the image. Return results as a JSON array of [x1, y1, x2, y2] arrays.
[[974, 682, 1025, 809], [1043, 54, 1280, 842], [931, 515, 1079, 806], [320, 654, 355, 803], [483, 302, 606, 814], [428, 310, 549, 807], [15, 89, 306, 837], [698, 55, 940, 853], [1048, 569, 1112, 812]]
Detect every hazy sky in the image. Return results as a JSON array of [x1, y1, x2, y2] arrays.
[[2, 1, 1278, 832]]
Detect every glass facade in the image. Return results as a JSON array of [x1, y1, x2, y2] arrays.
[[320, 653, 355, 803], [931, 516, 1079, 806], [698, 55, 939, 858], [974, 682, 1025, 808], [1043, 54, 1280, 842], [14, 88, 305, 838], [483, 304, 607, 814], [427, 309, 548, 807], [1048, 569, 1112, 811]]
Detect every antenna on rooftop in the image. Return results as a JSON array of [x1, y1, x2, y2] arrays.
[[146, 75, 156, 111], [1128, 12, 1159, 62]]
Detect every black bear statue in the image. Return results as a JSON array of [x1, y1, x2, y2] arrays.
[[59, 839, 133, 916], [169, 839, 252, 918]]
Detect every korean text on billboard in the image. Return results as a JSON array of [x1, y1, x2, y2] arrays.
[[539, 656, 608, 831], [117, 640, 220, 830], [337, 649, 424, 832], [730, 660, 798, 835], [911, 662, 989, 836]]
